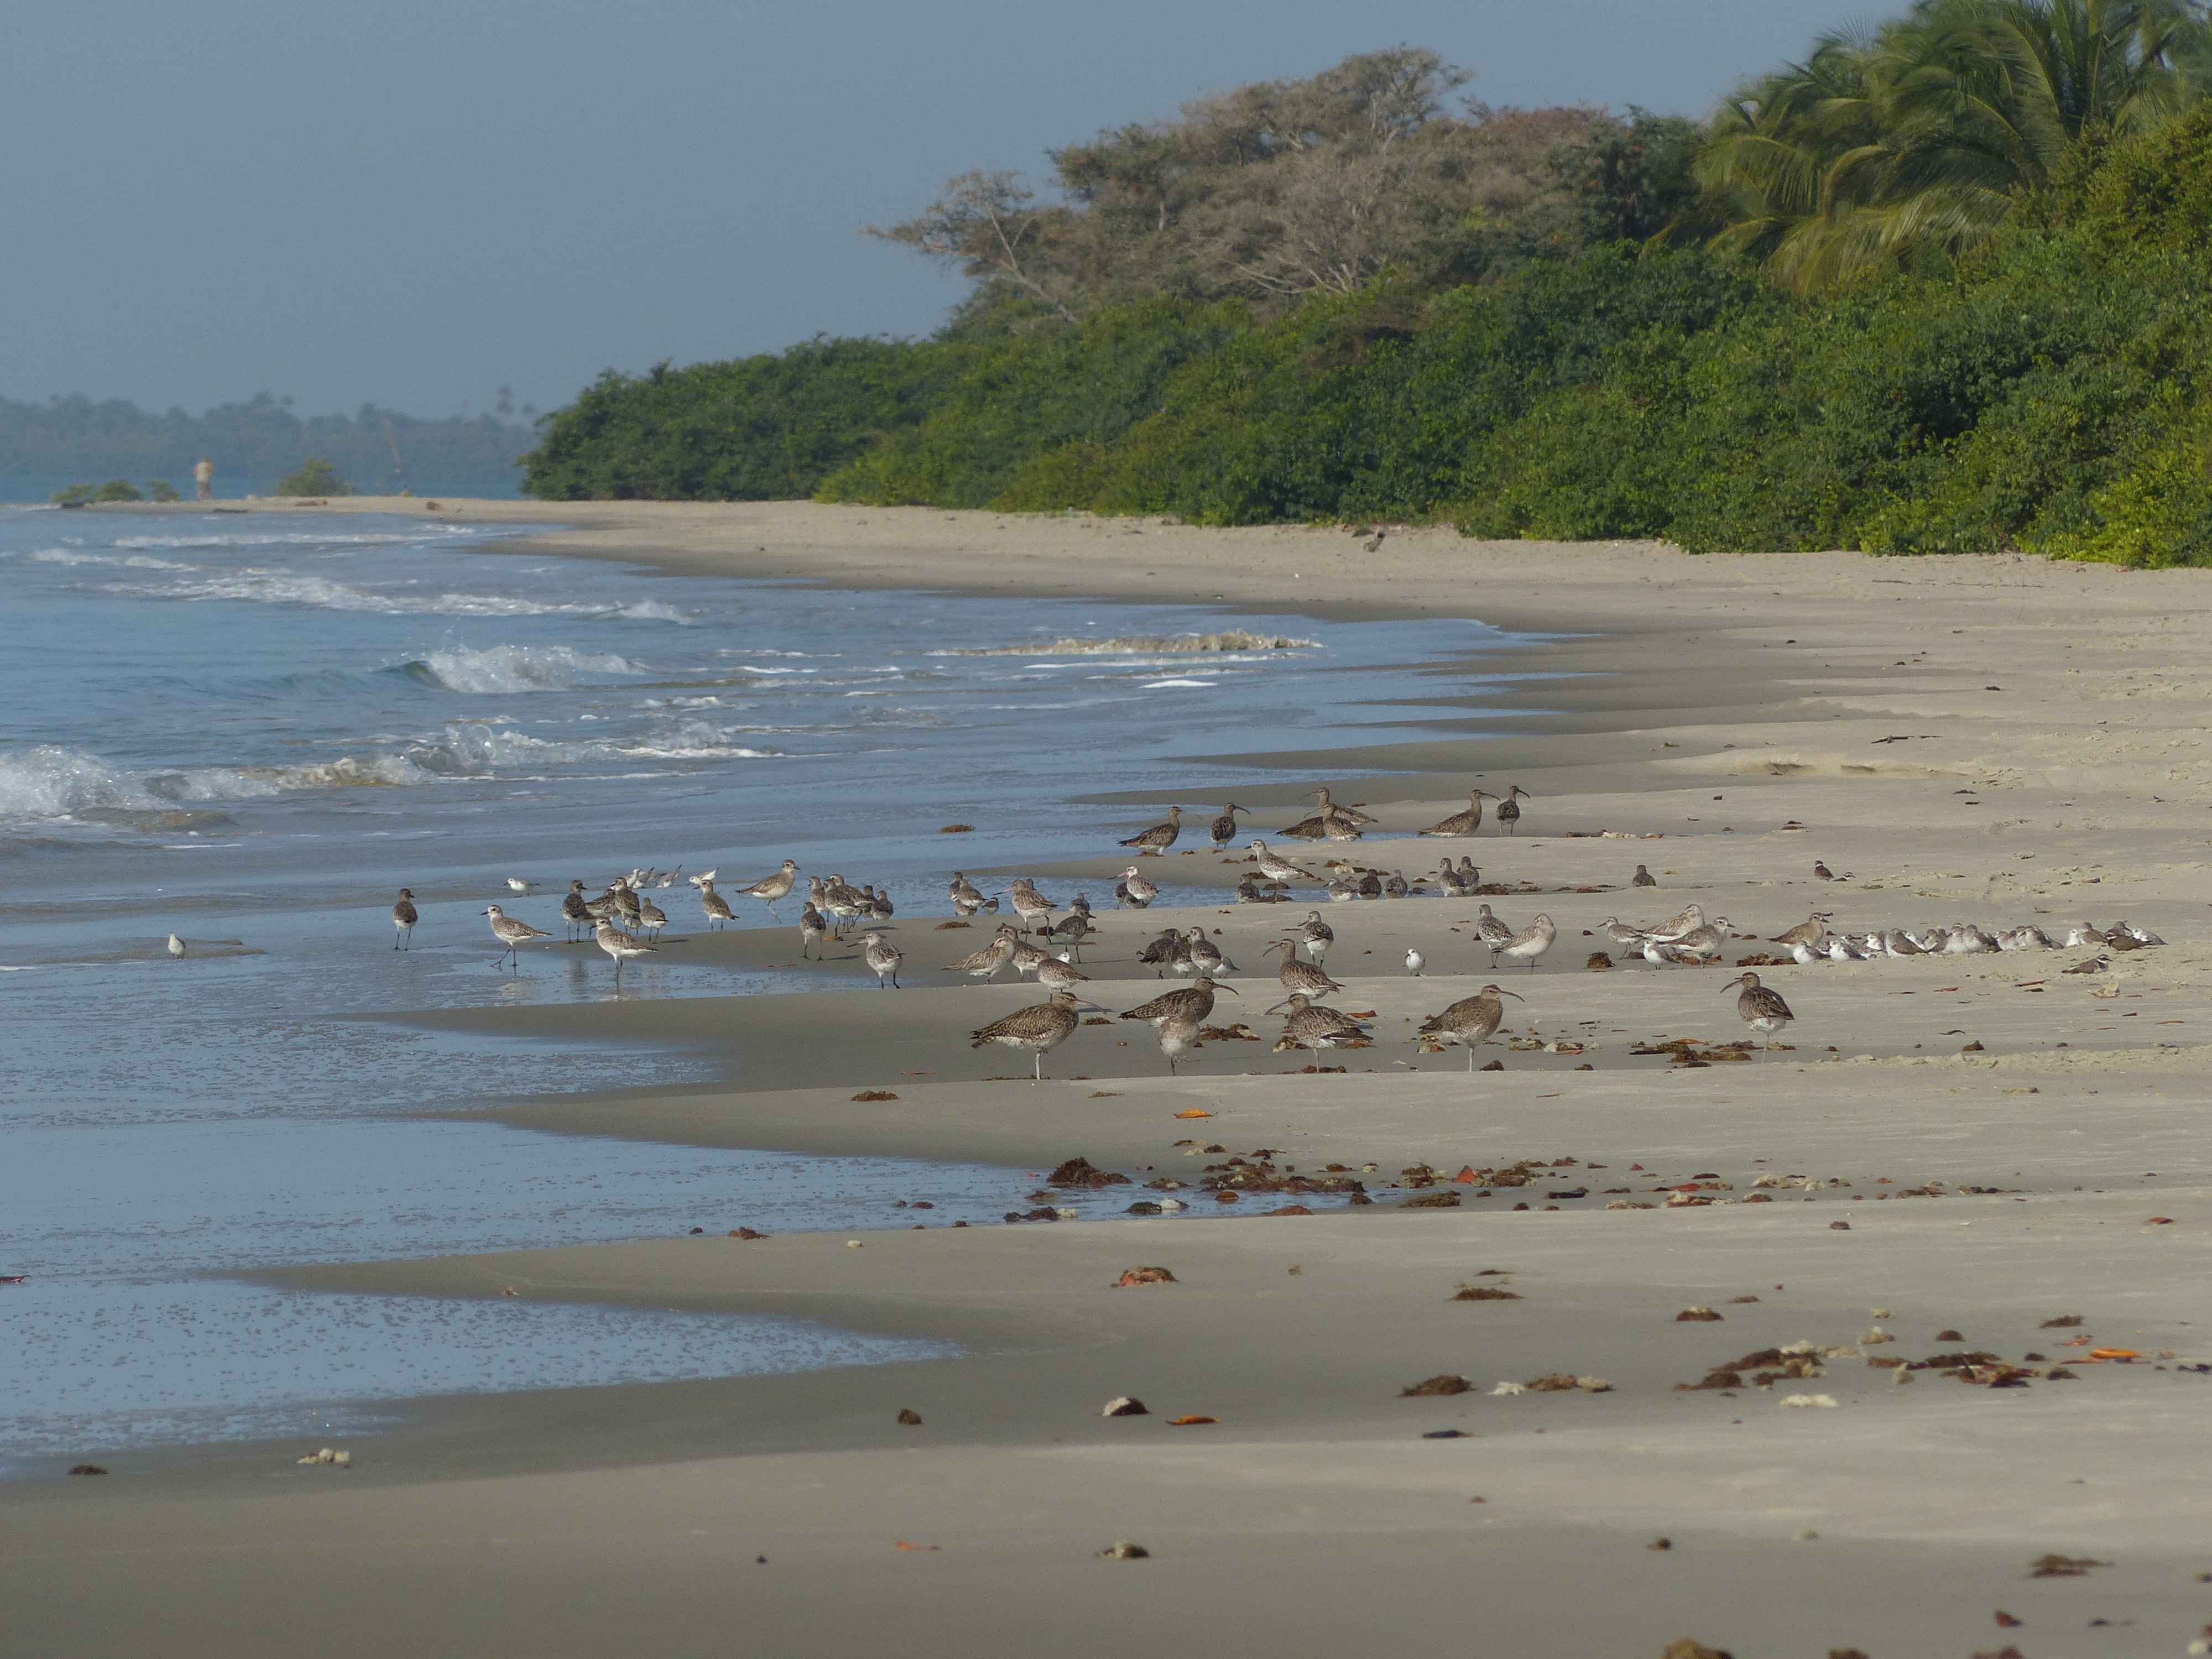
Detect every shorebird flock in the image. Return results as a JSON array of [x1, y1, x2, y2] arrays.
[[371, 793, 2165, 1079]]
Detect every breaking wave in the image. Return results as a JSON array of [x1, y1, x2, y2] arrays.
[[400, 644, 645, 694], [26, 549, 196, 570], [102, 568, 695, 623], [0, 744, 431, 821], [937, 629, 1317, 656]]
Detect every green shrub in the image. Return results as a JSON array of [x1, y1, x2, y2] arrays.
[[51, 479, 144, 504], [275, 457, 351, 495]]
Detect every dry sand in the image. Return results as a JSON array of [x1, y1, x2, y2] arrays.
[[14, 498, 2212, 1657]]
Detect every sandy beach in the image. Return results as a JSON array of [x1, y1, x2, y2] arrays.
[[13, 499, 2212, 1657]]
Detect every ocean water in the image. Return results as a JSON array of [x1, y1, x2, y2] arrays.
[[0, 507, 1515, 1462]]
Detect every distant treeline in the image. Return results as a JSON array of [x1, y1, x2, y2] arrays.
[[526, 13, 2212, 565], [1, 393, 532, 502]]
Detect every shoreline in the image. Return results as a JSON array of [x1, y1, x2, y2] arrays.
[[17, 499, 2212, 1656]]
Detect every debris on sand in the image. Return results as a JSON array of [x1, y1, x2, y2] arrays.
[[2028, 1553, 2108, 1578], [729, 1227, 766, 1239], [1112, 1266, 1177, 1287], [893, 1541, 940, 1552], [1098, 1541, 1150, 1559], [851, 1089, 900, 1102], [1048, 1156, 1130, 1189], [1400, 1373, 1473, 1397], [1166, 1415, 1217, 1426], [1102, 1396, 1149, 1417], [1675, 1307, 1723, 1322], [1526, 1373, 1612, 1393], [1780, 1393, 1839, 1408], [1660, 1641, 1733, 1659], [2040, 1314, 2084, 1328], [1453, 1285, 1522, 1302], [896, 1409, 922, 1426], [938, 823, 975, 834], [67, 1464, 107, 1476]]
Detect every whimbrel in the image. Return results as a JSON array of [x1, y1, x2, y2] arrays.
[[969, 990, 1082, 1081], [1279, 787, 1368, 842], [1631, 864, 1656, 888], [1266, 938, 1343, 999], [1248, 841, 1321, 886], [1728, 971, 1794, 1051], [1209, 805, 1249, 847], [1418, 984, 1522, 1068], [483, 904, 551, 969], [860, 931, 903, 989], [1496, 912, 1556, 972], [1267, 993, 1370, 1052], [1495, 785, 1530, 834], [1120, 806, 1185, 857], [593, 919, 656, 985], [391, 889, 418, 951], [1421, 789, 1491, 837]]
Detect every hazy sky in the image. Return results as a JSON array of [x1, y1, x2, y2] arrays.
[[8, 0, 1850, 419]]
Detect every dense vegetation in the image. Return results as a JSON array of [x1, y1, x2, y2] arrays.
[[2, 393, 531, 503], [524, 3, 2212, 565]]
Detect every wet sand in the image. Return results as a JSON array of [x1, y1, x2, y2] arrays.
[[15, 499, 2212, 1657]]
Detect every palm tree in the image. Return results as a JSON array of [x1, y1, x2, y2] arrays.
[[1694, 0, 2212, 292]]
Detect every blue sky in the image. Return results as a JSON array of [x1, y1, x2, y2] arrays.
[[8, 0, 1852, 418]]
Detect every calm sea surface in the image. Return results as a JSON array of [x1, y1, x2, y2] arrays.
[[0, 507, 1520, 1464]]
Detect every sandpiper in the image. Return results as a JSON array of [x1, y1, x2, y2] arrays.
[[1036, 954, 1089, 995], [1497, 912, 1556, 972], [1004, 880, 1056, 935], [1771, 911, 1831, 948], [1293, 910, 1334, 963], [1119, 975, 1232, 1035], [944, 927, 1018, 983], [1474, 903, 1514, 959], [1136, 927, 1187, 977], [594, 919, 657, 985], [1421, 789, 1491, 837], [860, 931, 903, 989], [1155, 1014, 1203, 1076], [1728, 971, 1794, 1051], [1209, 805, 1249, 847], [560, 880, 593, 941], [735, 859, 800, 919], [505, 877, 534, 895], [1495, 785, 1531, 834], [799, 902, 827, 957], [1183, 927, 1237, 976], [1404, 948, 1424, 975], [1266, 938, 1343, 999], [1631, 863, 1656, 888], [1418, 983, 1522, 1069], [1813, 860, 1837, 881], [969, 990, 1083, 1082], [1248, 841, 1320, 886], [1119, 806, 1185, 857], [636, 893, 668, 940], [166, 932, 186, 958], [1267, 993, 1370, 1052], [1435, 858, 1472, 896], [483, 904, 551, 969], [391, 889, 419, 951], [700, 883, 735, 930], [1117, 866, 1159, 908]]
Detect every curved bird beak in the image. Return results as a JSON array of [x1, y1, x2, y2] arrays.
[[1264, 998, 1294, 1016], [1497, 989, 1524, 1000], [1217, 983, 1240, 995]]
